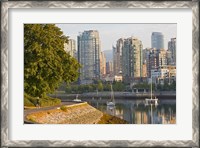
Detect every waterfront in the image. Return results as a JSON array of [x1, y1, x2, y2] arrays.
[[24, 24, 177, 125], [88, 98, 176, 124]]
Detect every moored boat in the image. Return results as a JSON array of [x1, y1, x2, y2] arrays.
[[73, 94, 82, 102], [145, 76, 159, 106], [107, 84, 115, 107]]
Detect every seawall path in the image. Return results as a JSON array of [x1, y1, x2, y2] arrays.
[[25, 102, 104, 124]]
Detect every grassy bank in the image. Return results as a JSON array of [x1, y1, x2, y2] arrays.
[[98, 113, 128, 124], [24, 93, 61, 107]]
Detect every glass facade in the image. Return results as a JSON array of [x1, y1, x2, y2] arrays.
[[78, 30, 101, 84], [151, 32, 164, 49]]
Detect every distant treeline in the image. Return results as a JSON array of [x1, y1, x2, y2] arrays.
[[65, 81, 126, 94], [64, 80, 176, 94]]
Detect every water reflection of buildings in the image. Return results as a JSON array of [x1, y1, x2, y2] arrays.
[[157, 107, 176, 124], [115, 109, 124, 119], [135, 111, 148, 124], [132, 104, 176, 124], [106, 106, 116, 116], [95, 100, 176, 124]]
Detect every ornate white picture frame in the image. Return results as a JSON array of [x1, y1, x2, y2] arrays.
[[1, 1, 199, 147]]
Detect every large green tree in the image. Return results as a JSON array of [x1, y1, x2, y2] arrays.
[[24, 24, 80, 97]]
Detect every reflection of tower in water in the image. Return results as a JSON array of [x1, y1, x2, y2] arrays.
[[150, 104, 153, 124], [169, 107, 172, 121], [96, 101, 99, 108], [161, 106, 165, 124], [135, 111, 148, 124], [129, 103, 134, 124], [115, 108, 124, 119], [133, 101, 149, 124], [107, 106, 116, 116], [146, 101, 160, 124]]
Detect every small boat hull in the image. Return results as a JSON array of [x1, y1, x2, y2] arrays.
[[73, 99, 82, 102], [145, 98, 158, 106], [73, 94, 82, 102], [107, 102, 115, 106]]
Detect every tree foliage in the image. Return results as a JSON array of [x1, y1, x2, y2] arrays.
[[157, 80, 176, 91], [112, 81, 125, 91], [65, 81, 127, 94], [97, 81, 104, 91], [24, 24, 80, 97]]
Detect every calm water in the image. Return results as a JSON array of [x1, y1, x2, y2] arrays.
[[88, 98, 176, 124]]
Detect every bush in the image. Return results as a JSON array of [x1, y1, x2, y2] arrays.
[[27, 116, 36, 122], [24, 97, 35, 106], [24, 93, 61, 107], [60, 106, 67, 112], [39, 97, 61, 107], [24, 93, 38, 106]]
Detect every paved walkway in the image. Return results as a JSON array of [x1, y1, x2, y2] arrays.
[[24, 101, 80, 123]]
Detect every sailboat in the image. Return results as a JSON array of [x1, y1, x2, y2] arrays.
[[145, 76, 158, 106], [107, 84, 115, 107], [73, 94, 82, 102]]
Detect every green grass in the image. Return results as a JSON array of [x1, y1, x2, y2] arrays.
[[24, 93, 61, 107]]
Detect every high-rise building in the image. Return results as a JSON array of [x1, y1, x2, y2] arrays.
[[142, 61, 147, 77], [151, 32, 164, 49], [166, 50, 173, 65], [64, 39, 77, 59], [100, 51, 106, 77], [168, 38, 176, 65], [148, 48, 159, 77], [106, 61, 113, 75], [158, 49, 167, 66], [113, 38, 124, 76], [77, 30, 101, 84], [146, 48, 168, 78], [143, 48, 151, 77], [122, 37, 143, 83]]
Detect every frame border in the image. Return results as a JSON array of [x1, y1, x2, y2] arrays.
[[1, 1, 199, 147]]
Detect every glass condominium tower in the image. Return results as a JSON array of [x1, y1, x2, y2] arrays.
[[151, 32, 164, 49], [77, 30, 101, 84]]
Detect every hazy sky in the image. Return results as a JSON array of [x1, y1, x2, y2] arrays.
[[56, 24, 176, 51]]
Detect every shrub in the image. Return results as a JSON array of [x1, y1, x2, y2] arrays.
[[39, 97, 61, 107], [26, 116, 36, 122], [24, 93, 61, 107], [60, 106, 67, 112], [24, 93, 37, 106], [24, 97, 35, 106]]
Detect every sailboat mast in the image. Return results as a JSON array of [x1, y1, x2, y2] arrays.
[[111, 84, 113, 100], [151, 75, 152, 99], [111, 84, 114, 101]]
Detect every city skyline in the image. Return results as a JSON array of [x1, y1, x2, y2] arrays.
[[56, 24, 176, 51]]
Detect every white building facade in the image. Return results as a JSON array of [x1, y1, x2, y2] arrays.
[[64, 39, 77, 59]]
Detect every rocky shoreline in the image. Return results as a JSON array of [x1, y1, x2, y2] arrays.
[[26, 102, 127, 124]]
